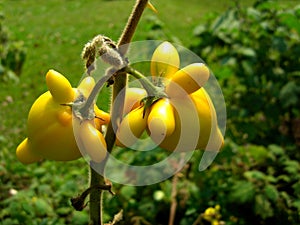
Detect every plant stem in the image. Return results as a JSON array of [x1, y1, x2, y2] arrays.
[[125, 66, 165, 97], [79, 74, 110, 119], [88, 1, 149, 224], [118, 0, 149, 54], [89, 163, 105, 225], [168, 171, 179, 225]]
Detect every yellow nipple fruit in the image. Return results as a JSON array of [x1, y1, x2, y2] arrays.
[[156, 88, 224, 152], [165, 63, 210, 98], [73, 119, 107, 163], [151, 41, 180, 83], [115, 106, 149, 148], [147, 98, 175, 143], [16, 70, 109, 164], [123, 87, 147, 115], [46, 69, 75, 104]]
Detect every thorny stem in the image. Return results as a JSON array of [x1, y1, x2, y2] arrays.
[[118, 0, 149, 54], [71, 183, 114, 211], [88, 1, 149, 224]]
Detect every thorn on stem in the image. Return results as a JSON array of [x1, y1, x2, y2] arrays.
[[71, 183, 114, 211]]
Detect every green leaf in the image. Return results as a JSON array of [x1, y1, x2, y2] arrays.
[[193, 24, 206, 36], [254, 194, 274, 219], [264, 184, 279, 201], [241, 60, 254, 76], [216, 66, 234, 80], [120, 185, 136, 200], [279, 12, 300, 34], [247, 145, 269, 164], [235, 47, 256, 58], [279, 81, 300, 108], [229, 181, 256, 203], [246, 7, 261, 20], [272, 37, 287, 53], [284, 160, 300, 174], [71, 211, 89, 225], [292, 181, 300, 197], [268, 144, 284, 156], [32, 198, 53, 217], [278, 175, 291, 183], [210, 8, 239, 44], [292, 200, 300, 211], [244, 170, 266, 181], [56, 207, 72, 216]]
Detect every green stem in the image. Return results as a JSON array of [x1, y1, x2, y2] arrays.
[[79, 74, 110, 119], [88, 1, 149, 224], [89, 164, 105, 225], [125, 66, 166, 97]]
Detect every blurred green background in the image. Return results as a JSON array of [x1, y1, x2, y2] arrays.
[[1, 0, 300, 224]]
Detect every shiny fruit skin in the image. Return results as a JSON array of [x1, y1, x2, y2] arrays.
[[157, 88, 223, 152], [74, 119, 107, 163], [166, 63, 210, 98], [147, 98, 175, 143], [151, 41, 180, 82], [116, 106, 149, 147], [46, 70, 75, 104], [123, 87, 147, 115]]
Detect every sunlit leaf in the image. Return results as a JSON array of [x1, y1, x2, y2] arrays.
[[229, 181, 256, 203], [264, 184, 279, 201]]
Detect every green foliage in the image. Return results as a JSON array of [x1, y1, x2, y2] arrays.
[[99, 141, 300, 225], [0, 13, 26, 82], [1, 1, 300, 225], [190, 141, 300, 225], [191, 0, 300, 146], [0, 146, 89, 225]]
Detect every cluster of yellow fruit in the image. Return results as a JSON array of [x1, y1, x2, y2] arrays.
[[16, 41, 223, 164], [16, 70, 109, 164], [116, 42, 224, 152]]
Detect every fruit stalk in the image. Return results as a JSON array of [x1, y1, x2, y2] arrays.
[[125, 65, 166, 97]]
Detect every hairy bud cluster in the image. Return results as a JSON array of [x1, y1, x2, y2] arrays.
[[82, 35, 127, 74]]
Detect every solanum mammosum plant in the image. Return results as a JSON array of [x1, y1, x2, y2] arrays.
[[16, 1, 225, 224]]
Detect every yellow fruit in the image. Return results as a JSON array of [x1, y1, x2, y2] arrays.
[[157, 88, 223, 152], [116, 106, 149, 147], [166, 63, 210, 98], [151, 42, 180, 82], [77, 76, 95, 98], [94, 105, 110, 130], [16, 138, 42, 164], [15, 91, 83, 162], [16, 70, 110, 164], [74, 119, 107, 163], [123, 87, 147, 115], [147, 98, 175, 143], [46, 70, 75, 103]]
